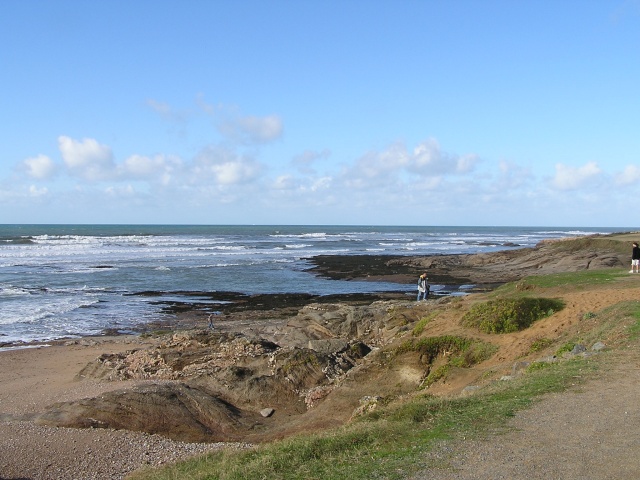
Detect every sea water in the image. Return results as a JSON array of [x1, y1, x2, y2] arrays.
[[0, 225, 628, 343]]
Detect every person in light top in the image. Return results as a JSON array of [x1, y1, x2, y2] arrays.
[[417, 273, 429, 301]]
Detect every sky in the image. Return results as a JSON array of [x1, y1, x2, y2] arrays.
[[1, 0, 639, 227]]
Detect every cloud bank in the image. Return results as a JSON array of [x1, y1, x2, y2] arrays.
[[5, 103, 637, 225]]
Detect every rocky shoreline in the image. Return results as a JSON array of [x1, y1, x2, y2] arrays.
[[0, 233, 635, 479]]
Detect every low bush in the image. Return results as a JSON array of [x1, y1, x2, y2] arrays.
[[555, 342, 576, 356], [396, 335, 498, 388], [530, 338, 553, 353], [461, 297, 565, 334]]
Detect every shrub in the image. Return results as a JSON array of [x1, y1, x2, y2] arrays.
[[461, 298, 565, 334], [422, 364, 450, 387], [555, 342, 576, 356], [405, 335, 472, 361], [392, 336, 499, 389], [530, 338, 553, 353]]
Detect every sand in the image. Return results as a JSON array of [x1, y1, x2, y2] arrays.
[[0, 337, 246, 480]]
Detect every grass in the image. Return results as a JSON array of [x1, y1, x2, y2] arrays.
[[529, 338, 553, 353], [624, 302, 640, 340], [412, 312, 437, 336], [392, 335, 497, 387], [557, 300, 640, 350], [496, 269, 626, 293], [460, 297, 564, 334], [395, 335, 497, 368], [128, 355, 600, 480]]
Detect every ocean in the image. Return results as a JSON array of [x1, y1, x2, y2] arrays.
[[0, 224, 629, 344]]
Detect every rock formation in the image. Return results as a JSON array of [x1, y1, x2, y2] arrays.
[[29, 235, 632, 443]]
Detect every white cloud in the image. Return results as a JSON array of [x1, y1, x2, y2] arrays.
[[146, 99, 190, 124], [121, 155, 163, 177], [492, 160, 533, 191], [14, 125, 632, 225], [342, 139, 478, 190], [411, 138, 478, 175], [292, 149, 331, 174], [551, 161, 602, 190], [29, 185, 48, 197], [367, 143, 409, 175], [119, 154, 182, 186], [218, 114, 283, 145], [195, 93, 218, 115], [615, 164, 640, 186], [273, 175, 295, 190], [21, 154, 56, 179], [309, 176, 333, 192], [105, 184, 136, 197], [58, 136, 115, 181], [193, 146, 263, 185], [213, 162, 257, 184]]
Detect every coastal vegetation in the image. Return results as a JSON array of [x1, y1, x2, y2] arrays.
[[460, 297, 565, 333], [128, 262, 640, 480], [128, 353, 599, 480]]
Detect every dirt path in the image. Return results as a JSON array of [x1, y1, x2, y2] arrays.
[[412, 349, 640, 480]]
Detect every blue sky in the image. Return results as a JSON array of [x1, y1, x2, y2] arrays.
[[1, 0, 639, 226]]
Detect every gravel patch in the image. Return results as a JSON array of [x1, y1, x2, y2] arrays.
[[0, 421, 250, 480]]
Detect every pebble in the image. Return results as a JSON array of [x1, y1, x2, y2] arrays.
[[0, 421, 252, 480]]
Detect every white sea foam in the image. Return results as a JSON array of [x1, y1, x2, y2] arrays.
[[0, 344, 51, 352], [0, 295, 100, 325], [0, 285, 32, 297], [0, 224, 625, 342]]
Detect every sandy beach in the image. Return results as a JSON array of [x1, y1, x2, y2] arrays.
[[0, 336, 250, 480]]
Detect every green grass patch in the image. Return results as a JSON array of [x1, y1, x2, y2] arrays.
[[492, 269, 627, 296], [395, 335, 496, 367], [620, 302, 640, 340], [412, 312, 437, 336], [395, 335, 498, 388], [128, 357, 599, 480], [461, 298, 565, 334], [396, 335, 472, 358], [530, 338, 553, 353]]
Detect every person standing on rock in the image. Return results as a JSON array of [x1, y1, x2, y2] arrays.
[[631, 242, 640, 273], [207, 313, 216, 329], [417, 273, 429, 301]]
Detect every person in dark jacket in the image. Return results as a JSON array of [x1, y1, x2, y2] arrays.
[[631, 242, 640, 274]]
